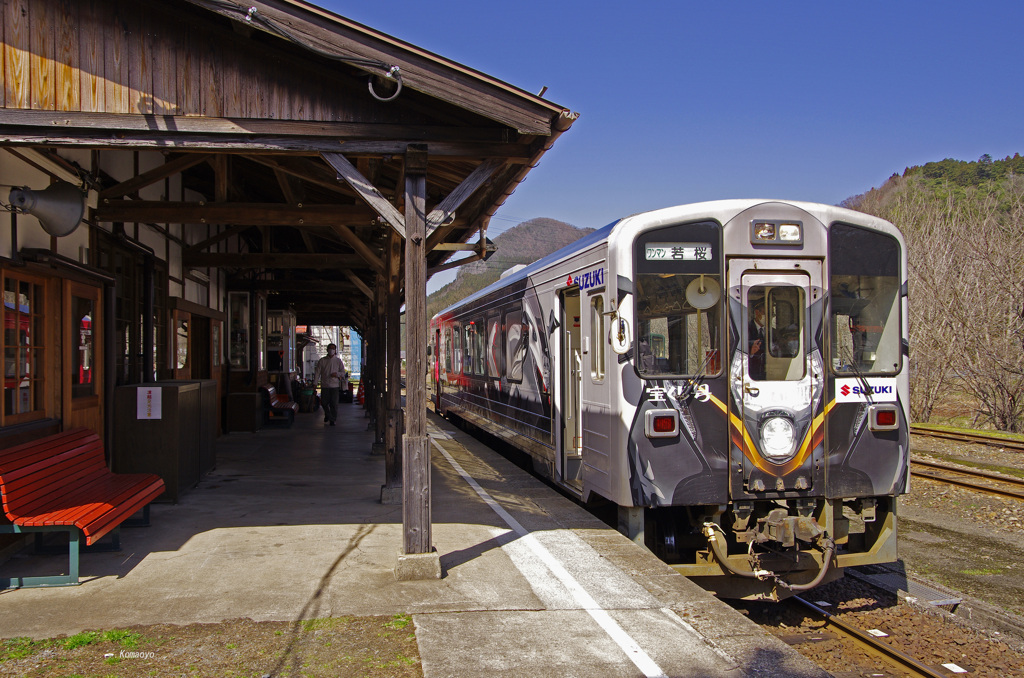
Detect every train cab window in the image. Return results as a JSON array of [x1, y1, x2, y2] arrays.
[[635, 273, 722, 378], [486, 315, 502, 377], [829, 223, 902, 375], [591, 295, 605, 381], [506, 308, 526, 383], [747, 286, 806, 382]]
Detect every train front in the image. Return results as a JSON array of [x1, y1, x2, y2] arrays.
[[615, 201, 908, 600]]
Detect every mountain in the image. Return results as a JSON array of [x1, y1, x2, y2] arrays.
[[842, 153, 1024, 213], [427, 218, 594, 318]]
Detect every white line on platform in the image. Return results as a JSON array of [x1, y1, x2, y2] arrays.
[[430, 435, 669, 678]]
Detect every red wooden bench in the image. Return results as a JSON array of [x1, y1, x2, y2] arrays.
[[0, 428, 165, 588], [259, 384, 298, 426]]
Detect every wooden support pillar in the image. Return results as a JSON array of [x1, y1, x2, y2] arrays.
[[400, 144, 435, 566], [374, 277, 388, 445], [385, 231, 403, 492]]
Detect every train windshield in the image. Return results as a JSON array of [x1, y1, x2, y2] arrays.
[[829, 223, 902, 375], [635, 273, 722, 377]]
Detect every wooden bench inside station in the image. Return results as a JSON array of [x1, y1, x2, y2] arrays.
[[0, 428, 165, 589], [259, 384, 298, 426]]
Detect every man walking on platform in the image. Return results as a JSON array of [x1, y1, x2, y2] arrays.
[[314, 343, 348, 426]]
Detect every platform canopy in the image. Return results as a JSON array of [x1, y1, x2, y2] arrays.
[[1, 0, 576, 331]]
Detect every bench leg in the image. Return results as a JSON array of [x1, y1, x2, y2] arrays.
[[0, 527, 81, 589], [122, 504, 151, 528]]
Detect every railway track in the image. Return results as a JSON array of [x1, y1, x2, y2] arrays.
[[790, 596, 952, 678], [911, 424, 1024, 452], [910, 458, 1024, 501]]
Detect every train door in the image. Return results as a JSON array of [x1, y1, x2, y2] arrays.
[[728, 259, 824, 496], [559, 287, 583, 489]]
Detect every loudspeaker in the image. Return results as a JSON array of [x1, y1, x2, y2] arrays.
[[8, 180, 85, 237]]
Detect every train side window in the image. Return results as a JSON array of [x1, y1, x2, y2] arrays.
[[452, 322, 461, 374], [506, 307, 525, 383], [444, 326, 453, 373], [474, 317, 486, 375], [591, 294, 605, 381], [463, 322, 475, 374], [829, 223, 902, 375], [486, 314, 502, 377], [635, 273, 721, 378]]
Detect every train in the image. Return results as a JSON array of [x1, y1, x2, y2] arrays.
[[429, 199, 908, 600]]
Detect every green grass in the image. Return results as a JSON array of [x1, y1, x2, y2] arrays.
[[383, 614, 411, 630], [913, 422, 1024, 441], [1, 637, 47, 661], [300, 617, 352, 632]]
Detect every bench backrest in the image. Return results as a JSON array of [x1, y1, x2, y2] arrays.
[[0, 429, 108, 519]]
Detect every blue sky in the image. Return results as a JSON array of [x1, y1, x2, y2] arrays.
[[321, 1, 1024, 287]]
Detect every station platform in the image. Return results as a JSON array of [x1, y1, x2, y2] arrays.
[[0, 402, 826, 677]]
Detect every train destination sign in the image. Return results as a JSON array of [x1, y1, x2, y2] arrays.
[[644, 243, 713, 261]]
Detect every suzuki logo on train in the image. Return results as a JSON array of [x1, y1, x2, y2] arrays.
[[568, 268, 605, 291], [839, 384, 892, 397], [836, 378, 898, 403]]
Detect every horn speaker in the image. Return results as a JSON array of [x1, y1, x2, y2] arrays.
[[8, 181, 85, 237]]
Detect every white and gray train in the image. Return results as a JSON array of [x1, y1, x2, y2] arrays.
[[430, 199, 908, 599]]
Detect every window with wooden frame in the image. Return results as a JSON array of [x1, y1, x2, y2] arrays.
[[67, 281, 101, 402], [173, 309, 190, 376], [2, 270, 47, 425]]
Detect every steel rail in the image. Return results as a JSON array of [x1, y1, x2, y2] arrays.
[[791, 596, 948, 678], [910, 459, 1024, 501], [911, 425, 1024, 452]]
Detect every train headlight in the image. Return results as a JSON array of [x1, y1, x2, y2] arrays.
[[760, 416, 796, 462]]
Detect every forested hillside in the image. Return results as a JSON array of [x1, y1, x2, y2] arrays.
[[845, 154, 1024, 431], [426, 218, 594, 318]]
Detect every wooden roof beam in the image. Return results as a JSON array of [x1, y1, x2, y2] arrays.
[[100, 154, 214, 200], [322, 152, 406, 239], [94, 201, 373, 225]]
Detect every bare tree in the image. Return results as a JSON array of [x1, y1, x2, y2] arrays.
[[865, 176, 1024, 430], [875, 181, 960, 422], [945, 179, 1024, 431]]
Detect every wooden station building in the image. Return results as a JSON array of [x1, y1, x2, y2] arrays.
[[0, 0, 575, 566]]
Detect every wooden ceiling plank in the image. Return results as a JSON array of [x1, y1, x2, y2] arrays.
[[99, 153, 213, 199], [321, 151, 406, 239]]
